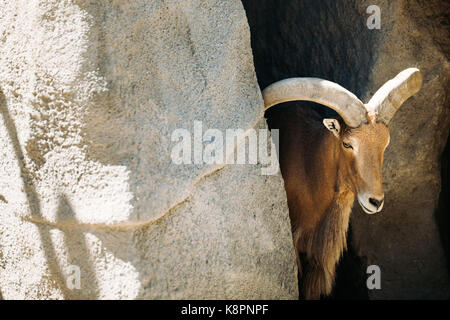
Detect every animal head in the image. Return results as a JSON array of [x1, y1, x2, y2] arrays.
[[263, 68, 423, 214], [322, 114, 390, 213]]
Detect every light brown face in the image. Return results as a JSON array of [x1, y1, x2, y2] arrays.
[[323, 115, 390, 214]]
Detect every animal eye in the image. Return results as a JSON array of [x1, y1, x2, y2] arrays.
[[343, 142, 353, 149]]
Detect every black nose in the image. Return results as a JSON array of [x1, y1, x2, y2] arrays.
[[369, 197, 384, 209]]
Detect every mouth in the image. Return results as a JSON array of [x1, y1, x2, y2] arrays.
[[358, 199, 376, 214]]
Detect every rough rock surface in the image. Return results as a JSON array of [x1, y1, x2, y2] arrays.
[[0, 0, 298, 299], [350, 0, 450, 299], [243, 0, 450, 299]]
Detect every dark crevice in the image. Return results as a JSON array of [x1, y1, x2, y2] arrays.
[[435, 134, 450, 276], [328, 224, 369, 300], [242, 0, 381, 95], [241, 0, 380, 299]]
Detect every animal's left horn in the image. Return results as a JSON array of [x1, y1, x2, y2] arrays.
[[366, 68, 423, 124], [262, 78, 367, 128]]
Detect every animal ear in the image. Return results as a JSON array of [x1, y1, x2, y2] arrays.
[[323, 118, 341, 137]]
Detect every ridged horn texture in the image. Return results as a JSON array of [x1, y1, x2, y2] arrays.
[[365, 68, 423, 124], [262, 78, 367, 128]]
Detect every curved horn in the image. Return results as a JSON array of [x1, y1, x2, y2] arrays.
[[365, 68, 423, 124], [262, 78, 367, 128]]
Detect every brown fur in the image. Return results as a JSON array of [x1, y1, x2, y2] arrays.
[[267, 103, 389, 299]]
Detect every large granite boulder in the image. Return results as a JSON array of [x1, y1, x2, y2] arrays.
[[0, 0, 298, 299]]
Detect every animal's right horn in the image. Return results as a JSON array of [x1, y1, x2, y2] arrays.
[[262, 78, 367, 128], [365, 68, 423, 124]]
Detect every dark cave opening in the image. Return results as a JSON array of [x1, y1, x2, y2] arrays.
[[241, 0, 382, 299], [435, 134, 450, 278]]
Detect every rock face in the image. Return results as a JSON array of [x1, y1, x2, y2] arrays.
[[349, 0, 450, 299], [0, 1, 298, 299], [243, 0, 450, 298]]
